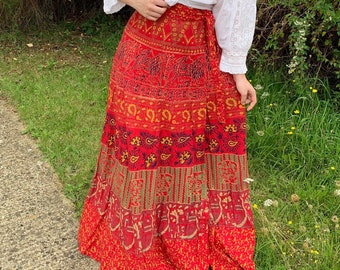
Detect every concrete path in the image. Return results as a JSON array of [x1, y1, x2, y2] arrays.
[[0, 98, 99, 270]]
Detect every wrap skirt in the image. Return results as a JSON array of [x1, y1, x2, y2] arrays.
[[78, 4, 255, 269]]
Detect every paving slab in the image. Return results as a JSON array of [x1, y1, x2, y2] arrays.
[[0, 98, 99, 270]]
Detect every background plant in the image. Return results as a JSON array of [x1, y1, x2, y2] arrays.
[[1, 1, 339, 89], [0, 2, 339, 269], [246, 70, 340, 269], [253, 0, 340, 89], [0, 0, 102, 30]]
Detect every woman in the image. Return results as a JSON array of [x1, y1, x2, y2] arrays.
[[78, 0, 257, 269]]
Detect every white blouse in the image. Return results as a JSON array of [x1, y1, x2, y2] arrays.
[[103, 0, 256, 74]]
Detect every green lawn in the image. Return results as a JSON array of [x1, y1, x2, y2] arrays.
[[0, 25, 339, 269]]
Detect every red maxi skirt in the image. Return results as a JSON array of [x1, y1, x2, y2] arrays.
[[78, 4, 255, 270]]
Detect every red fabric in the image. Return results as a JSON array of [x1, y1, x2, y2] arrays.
[[79, 5, 255, 269]]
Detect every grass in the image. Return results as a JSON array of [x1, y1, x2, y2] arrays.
[[0, 22, 339, 269], [247, 71, 340, 269], [0, 21, 124, 210]]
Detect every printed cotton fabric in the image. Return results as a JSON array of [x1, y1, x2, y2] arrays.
[[78, 4, 255, 270]]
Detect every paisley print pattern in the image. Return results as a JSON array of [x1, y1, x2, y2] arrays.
[[78, 4, 255, 270]]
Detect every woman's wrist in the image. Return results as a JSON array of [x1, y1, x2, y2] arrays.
[[233, 74, 250, 86], [232, 74, 247, 81]]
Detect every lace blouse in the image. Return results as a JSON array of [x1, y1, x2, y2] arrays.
[[103, 0, 256, 74]]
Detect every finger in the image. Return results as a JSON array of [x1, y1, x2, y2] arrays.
[[144, 8, 165, 20], [240, 94, 247, 106], [146, 6, 167, 19], [246, 97, 257, 111], [153, 0, 169, 8], [152, 6, 168, 14], [247, 101, 256, 111], [146, 11, 164, 21]]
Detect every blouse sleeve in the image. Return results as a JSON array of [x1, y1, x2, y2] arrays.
[[103, 0, 126, 14], [213, 0, 257, 74]]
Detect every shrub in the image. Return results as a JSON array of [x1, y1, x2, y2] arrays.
[[0, 0, 102, 30], [1, 1, 339, 89], [253, 0, 340, 89]]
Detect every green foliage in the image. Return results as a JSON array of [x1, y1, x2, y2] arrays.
[[79, 11, 130, 37], [253, 0, 340, 89], [0, 0, 102, 30], [0, 25, 121, 211], [0, 0, 50, 30], [246, 68, 340, 269], [0, 16, 339, 269], [247, 70, 339, 183], [1, 1, 338, 88]]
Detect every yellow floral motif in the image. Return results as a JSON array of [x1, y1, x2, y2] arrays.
[[146, 154, 157, 167], [209, 139, 218, 151], [108, 135, 115, 146], [121, 150, 128, 163], [161, 137, 173, 146], [179, 151, 191, 164], [131, 137, 141, 146], [195, 134, 205, 143], [225, 124, 237, 133]]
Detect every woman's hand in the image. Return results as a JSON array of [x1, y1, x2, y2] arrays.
[[122, 0, 169, 21], [233, 74, 257, 111]]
